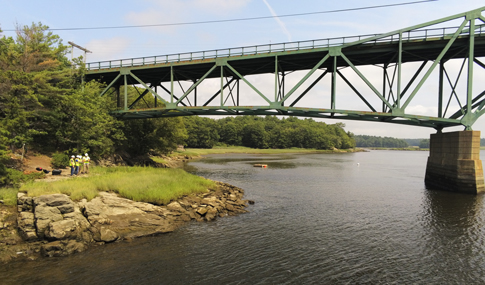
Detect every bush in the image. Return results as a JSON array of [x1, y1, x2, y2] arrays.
[[51, 152, 69, 169]]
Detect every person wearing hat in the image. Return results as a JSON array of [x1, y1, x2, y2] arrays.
[[75, 155, 81, 175], [69, 155, 75, 176], [82, 153, 90, 174]]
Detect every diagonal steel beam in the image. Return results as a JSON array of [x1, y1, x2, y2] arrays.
[[290, 70, 328, 107], [226, 62, 272, 104], [129, 71, 168, 104], [175, 64, 217, 105], [158, 83, 187, 107], [402, 18, 468, 110], [100, 74, 122, 97], [337, 70, 377, 112], [450, 90, 485, 119], [128, 88, 151, 109], [340, 53, 393, 109], [281, 54, 330, 103], [203, 77, 237, 106]]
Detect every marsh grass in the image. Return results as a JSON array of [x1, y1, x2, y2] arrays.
[[20, 167, 215, 205], [0, 188, 18, 206]]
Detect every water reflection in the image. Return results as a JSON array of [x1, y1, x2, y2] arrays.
[[420, 190, 485, 280]]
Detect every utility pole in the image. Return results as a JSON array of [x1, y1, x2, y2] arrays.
[[68, 41, 92, 64], [68, 41, 92, 88]]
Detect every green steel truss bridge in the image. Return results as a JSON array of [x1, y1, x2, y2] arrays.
[[86, 7, 485, 131]]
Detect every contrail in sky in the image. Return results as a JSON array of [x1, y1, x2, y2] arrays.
[[262, 0, 292, 41]]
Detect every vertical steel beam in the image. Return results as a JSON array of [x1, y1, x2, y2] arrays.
[[467, 18, 475, 116], [155, 85, 158, 107], [439, 62, 444, 118], [397, 32, 402, 108], [383, 64, 387, 112], [124, 75, 128, 111], [237, 79, 240, 108], [275, 56, 278, 102], [170, 65, 174, 104], [221, 66, 224, 106], [331, 56, 336, 110], [116, 84, 120, 108], [194, 80, 197, 107]]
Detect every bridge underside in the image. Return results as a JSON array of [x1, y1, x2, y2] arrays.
[[86, 6, 485, 131]]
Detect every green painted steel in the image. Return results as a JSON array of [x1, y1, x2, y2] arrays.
[[86, 7, 485, 131]]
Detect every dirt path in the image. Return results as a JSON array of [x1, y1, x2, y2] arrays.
[[22, 154, 85, 182]]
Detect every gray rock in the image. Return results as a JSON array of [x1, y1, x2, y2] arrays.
[[40, 240, 87, 257], [196, 207, 208, 215], [167, 201, 185, 212], [205, 208, 218, 221], [34, 194, 72, 207], [17, 212, 38, 241], [34, 205, 63, 239], [99, 227, 119, 243], [45, 220, 77, 240]]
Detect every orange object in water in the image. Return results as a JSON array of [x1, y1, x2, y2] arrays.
[[253, 164, 268, 168]]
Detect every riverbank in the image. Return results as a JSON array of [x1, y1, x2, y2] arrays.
[[1, 180, 251, 263], [0, 146, 359, 263]]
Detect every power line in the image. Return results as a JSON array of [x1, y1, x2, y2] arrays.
[[2, 0, 438, 32]]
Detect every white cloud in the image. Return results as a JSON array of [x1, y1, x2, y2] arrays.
[[85, 37, 132, 62], [193, 0, 252, 13]]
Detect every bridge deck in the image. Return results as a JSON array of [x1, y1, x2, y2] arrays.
[[86, 26, 485, 85]]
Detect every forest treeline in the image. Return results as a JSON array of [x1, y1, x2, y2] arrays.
[[0, 23, 356, 186], [354, 135, 409, 148], [184, 116, 355, 150]]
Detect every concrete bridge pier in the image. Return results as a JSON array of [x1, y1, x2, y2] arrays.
[[425, 131, 484, 194]]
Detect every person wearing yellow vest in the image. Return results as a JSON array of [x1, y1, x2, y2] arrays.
[[69, 155, 75, 176], [82, 153, 90, 174], [75, 155, 81, 176]]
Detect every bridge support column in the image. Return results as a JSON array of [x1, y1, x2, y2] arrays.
[[425, 130, 484, 194]]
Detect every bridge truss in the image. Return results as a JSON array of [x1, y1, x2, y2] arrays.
[[85, 7, 485, 131]]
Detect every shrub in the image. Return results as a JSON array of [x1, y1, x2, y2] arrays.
[[51, 152, 69, 169]]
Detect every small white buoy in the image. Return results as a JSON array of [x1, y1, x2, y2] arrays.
[[357, 163, 360, 166]]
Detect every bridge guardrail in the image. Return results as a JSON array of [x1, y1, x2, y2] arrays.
[[86, 24, 484, 71]]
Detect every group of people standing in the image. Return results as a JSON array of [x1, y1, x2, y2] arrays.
[[69, 153, 90, 176]]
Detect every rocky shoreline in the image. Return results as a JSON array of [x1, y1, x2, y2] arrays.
[[1, 181, 252, 263]]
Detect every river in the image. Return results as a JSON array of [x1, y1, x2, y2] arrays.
[[2, 150, 485, 284]]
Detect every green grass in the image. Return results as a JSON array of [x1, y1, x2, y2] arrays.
[[20, 166, 216, 205], [170, 146, 357, 157], [150, 156, 168, 164], [0, 188, 18, 206]]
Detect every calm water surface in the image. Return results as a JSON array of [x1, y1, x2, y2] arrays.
[[2, 150, 485, 284]]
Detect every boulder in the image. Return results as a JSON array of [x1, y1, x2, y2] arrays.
[[205, 208, 218, 221], [34, 194, 72, 207], [17, 212, 38, 241], [45, 220, 77, 240], [196, 207, 208, 215], [41, 240, 87, 257], [99, 227, 118, 243], [34, 205, 63, 239]]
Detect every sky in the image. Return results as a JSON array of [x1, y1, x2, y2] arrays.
[[0, 0, 484, 138]]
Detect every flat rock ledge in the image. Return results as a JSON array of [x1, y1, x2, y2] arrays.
[[12, 181, 251, 259]]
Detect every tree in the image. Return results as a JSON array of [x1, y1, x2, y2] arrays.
[[184, 116, 219, 148], [242, 121, 269, 149], [121, 117, 187, 156], [419, 139, 430, 149]]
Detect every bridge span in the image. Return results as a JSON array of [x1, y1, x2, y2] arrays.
[[85, 7, 485, 194], [86, 6, 485, 132]]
